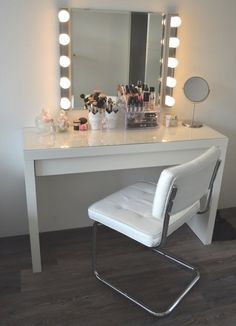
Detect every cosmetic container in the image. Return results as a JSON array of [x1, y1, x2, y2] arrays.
[[143, 91, 150, 110], [35, 109, 55, 134], [165, 115, 171, 127], [149, 87, 156, 110], [55, 110, 69, 132], [88, 110, 103, 130], [126, 109, 160, 129], [73, 120, 80, 130]]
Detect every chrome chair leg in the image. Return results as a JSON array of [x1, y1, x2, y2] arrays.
[[92, 222, 200, 317]]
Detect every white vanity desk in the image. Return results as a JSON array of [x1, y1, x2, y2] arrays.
[[23, 124, 228, 273]]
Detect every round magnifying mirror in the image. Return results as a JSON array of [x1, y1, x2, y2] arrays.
[[182, 76, 210, 128]]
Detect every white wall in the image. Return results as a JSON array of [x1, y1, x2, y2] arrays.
[[0, 0, 59, 237], [1, 0, 236, 237]]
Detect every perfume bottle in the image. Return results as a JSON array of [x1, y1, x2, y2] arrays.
[[55, 109, 69, 132]]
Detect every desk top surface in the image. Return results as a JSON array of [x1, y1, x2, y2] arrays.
[[23, 123, 227, 152]]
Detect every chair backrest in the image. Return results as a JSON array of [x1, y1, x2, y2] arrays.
[[152, 146, 221, 219]]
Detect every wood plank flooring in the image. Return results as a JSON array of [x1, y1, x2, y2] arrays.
[[0, 210, 236, 326]]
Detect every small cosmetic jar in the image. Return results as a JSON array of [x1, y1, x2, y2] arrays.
[[73, 120, 80, 130], [79, 123, 88, 131], [73, 117, 88, 131]]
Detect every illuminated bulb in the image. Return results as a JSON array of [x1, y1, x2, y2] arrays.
[[58, 9, 70, 23], [60, 97, 71, 110], [59, 55, 71, 67], [170, 16, 182, 27], [166, 77, 177, 87], [168, 57, 178, 68], [60, 77, 71, 89], [165, 95, 175, 107], [169, 37, 180, 48], [59, 33, 70, 45]]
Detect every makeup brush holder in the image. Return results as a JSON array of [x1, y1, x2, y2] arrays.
[[88, 111, 103, 130], [105, 111, 118, 129]]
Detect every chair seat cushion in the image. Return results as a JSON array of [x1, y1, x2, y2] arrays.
[[88, 182, 200, 247]]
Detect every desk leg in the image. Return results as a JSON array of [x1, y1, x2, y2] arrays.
[[24, 160, 41, 273], [187, 141, 228, 244]]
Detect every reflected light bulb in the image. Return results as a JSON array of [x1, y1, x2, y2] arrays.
[[170, 16, 182, 27], [60, 77, 71, 89], [166, 77, 177, 88], [58, 10, 70, 23], [168, 57, 178, 68], [60, 97, 71, 110], [59, 33, 70, 45], [165, 95, 175, 107], [59, 56, 71, 67], [169, 37, 180, 48]]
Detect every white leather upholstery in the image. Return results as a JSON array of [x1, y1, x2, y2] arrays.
[[88, 146, 220, 248], [152, 146, 221, 218], [88, 182, 200, 247]]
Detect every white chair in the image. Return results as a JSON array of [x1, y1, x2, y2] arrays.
[[88, 146, 221, 317]]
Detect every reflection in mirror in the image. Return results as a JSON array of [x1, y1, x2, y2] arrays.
[[70, 9, 162, 108], [58, 9, 181, 110]]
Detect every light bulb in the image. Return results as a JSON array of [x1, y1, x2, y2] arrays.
[[59, 55, 70, 67], [60, 97, 71, 110], [168, 57, 178, 68], [169, 37, 180, 48], [59, 33, 70, 46], [165, 95, 175, 107], [60, 77, 71, 89], [58, 10, 70, 23], [170, 16, 182, 27], [166, 77, 177, 88]]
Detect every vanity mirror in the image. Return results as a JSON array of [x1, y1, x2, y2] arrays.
[[58, 8, 181, 110], [182, 77, 210, 128]]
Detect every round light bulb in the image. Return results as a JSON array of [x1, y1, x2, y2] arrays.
[[170, 16, 182, 27], [58, 10, 70, 23], [59, 33, 70, 46], [59, 55, 71, 68], [60, 77, 71, 89], [169, 37, 180, 48], [168, 57, 178, 68], [166, 77, 177, 88], [60, 97, 71, 110], [165, 95, 175, 107]]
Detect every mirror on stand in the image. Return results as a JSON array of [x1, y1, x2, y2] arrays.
[[182, 76, 210, 128]]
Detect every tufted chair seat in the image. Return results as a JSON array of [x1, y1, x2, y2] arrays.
[[88, 182, 200, 247]]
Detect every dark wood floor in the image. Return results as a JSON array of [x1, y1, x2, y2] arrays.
[[1, 209, 236, 326]]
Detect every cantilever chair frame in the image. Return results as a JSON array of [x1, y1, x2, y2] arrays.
[[92, 159, 221, 317]]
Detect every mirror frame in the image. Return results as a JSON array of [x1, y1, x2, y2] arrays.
[[58, 8, 181, 110], [183, 76, 210, 103]]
